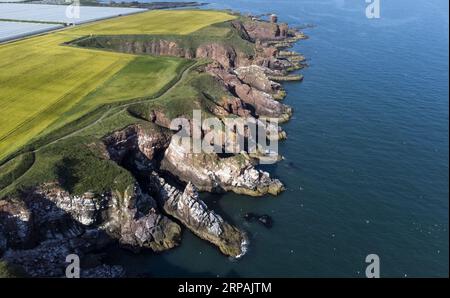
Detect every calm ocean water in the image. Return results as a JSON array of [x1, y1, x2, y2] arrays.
[[110, 0, 449, 277]]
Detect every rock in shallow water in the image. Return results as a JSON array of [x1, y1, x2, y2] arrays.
[[244, 212, 273, 229]]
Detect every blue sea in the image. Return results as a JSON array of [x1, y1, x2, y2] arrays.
[[111, 0, 449, 277]]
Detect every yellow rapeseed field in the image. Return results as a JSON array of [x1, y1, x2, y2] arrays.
[[0, 10, 235, 161]]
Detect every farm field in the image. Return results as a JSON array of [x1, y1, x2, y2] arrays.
[[66, 9, 236, 35], [0, 21, 63, 42], [0, 9, 236, 162]]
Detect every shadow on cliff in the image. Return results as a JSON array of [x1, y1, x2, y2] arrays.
[[1, 187, 186, 277], [55, 157, 80, 194], [0, 189, 244, 278], [199, 192, 241, 227], [0, 188, 124, 277]]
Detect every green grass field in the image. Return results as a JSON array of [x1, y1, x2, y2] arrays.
[[41, 56, 192, 136], [0, 10, 236, 162], [128, 65, 232, 121]]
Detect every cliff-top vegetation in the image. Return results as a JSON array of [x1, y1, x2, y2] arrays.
[[0, 10, 236, 162]]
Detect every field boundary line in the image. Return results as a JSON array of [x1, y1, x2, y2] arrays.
[[33, 59, 198, 152]]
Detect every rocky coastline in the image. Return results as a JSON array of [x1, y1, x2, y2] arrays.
[[0, 13, 307, 277]]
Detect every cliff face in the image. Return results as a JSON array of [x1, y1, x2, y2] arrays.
[[196, 43, 244, 68], [241, 20, 290, 41], [104, 125, 253, 257], [0, 199, 34, 251], [118, 39, 189, 57], [100, 184, 181, 252], [0, 181, 181, 277], [103, 124, 172, 167], [234, 65, 283, 95], [150, 175, 247, 257], [204, 62, 292, 122], [161, 138, 284, 196], [77, 37, 249, 69]]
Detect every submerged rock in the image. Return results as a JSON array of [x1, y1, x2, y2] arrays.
[[258, 215, 273, 228], [243, 212, 273, 229]]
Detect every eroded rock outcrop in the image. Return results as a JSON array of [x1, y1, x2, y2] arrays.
[[235, 65, 281, 92], [0, 199, 34, 251], [0, 191, 113, 277], [104, 123, 172, 166], [196, 43, 242, 68], [34, 184, 107, 227], [26, 181, 182, 253], [205, 62, 292, 122], [161, 138, 284, 196], [150, 174, 247, 257], [103, 125, 250, 257], [242, 20, 290, 41], [118, 40, 188, 57], [102, 184, 181, 252], [0, 182, 181, 277]]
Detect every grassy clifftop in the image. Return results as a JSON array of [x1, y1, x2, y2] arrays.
[[0, 10, 256, 197], [0, 10, 236, 162]]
